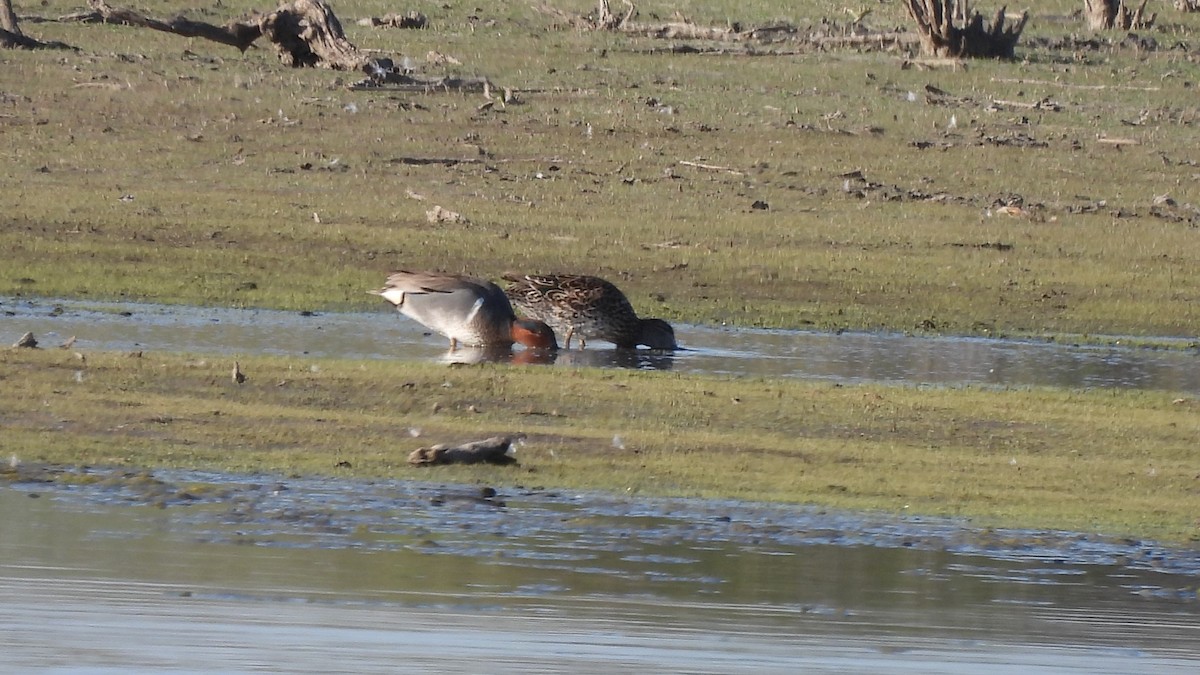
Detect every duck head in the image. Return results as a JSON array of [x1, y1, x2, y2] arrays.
[[637, 318, 678, 350], [512, 318, 560, 351]]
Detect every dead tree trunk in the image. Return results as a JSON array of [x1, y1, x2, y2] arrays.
[[1, 0, 20, 34], [2, 0, 77, 48], [258, 0, 368, 68], [1084, 0, 1155, 29], [903, 0, 1027, 58]]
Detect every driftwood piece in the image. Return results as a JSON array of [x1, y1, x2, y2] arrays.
[[1085, 0, 1155, 30], [902, 0, 1027, 58], [68, 0, 374, 70], [356, 11, 427, 29], [1177, 0, 1200, 12], [408, 435, 521, 467]]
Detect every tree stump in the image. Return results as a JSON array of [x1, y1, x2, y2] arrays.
[[903, 0, 1027, 58], [259, 0, 369, 69], [1084, 0, 1155, 30]]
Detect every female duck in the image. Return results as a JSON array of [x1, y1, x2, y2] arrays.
[[373, 271, 558, 351], [503, 273, 677, 350]]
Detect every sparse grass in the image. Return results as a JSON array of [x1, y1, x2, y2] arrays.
[[3, 347, 1199, 542]]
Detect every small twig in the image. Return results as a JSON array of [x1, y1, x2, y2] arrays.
[[1096, 136, 1140, 146], [72, 82, 127, 90], [991, 98, 1062, 111], [903, 57, 968, 70], [678, 160, 745, 175]]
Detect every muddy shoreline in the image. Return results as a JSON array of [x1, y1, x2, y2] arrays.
[[6, 462, 1199, 585]]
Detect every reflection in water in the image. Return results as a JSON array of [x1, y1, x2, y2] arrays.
[[439, 344, 560, 366], [1, 297, 1196, 393], [554, 347, 677, 371], [441, 345, 677, 370], [1, 477, 1198, 673]]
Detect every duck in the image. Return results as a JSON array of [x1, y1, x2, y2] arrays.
[[372, 270, 559, 351], [502, 273, 678, 350]]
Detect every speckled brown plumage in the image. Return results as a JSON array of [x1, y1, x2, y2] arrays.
[[502, 274, 677, 350]]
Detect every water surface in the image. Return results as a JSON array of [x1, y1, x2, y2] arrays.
[[2, 473, 1199, 673], [3, 297, 1197, 394]]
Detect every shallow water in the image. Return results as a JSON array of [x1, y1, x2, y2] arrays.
[[2, 473, 1199, 673], [3, 297, 1198, 394]]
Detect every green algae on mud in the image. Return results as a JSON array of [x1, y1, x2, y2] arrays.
[[2, 347, 1198, 543]]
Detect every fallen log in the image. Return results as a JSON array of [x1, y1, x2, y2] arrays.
[[66, 0, 262, 51], [408, 435, 521, 466], [65, 0, 374, 70], [356, 11, 427, 29]]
